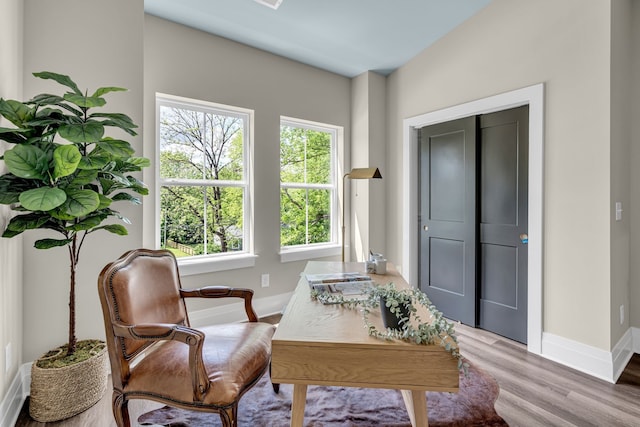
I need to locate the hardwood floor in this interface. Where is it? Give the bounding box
[14,315,640,426]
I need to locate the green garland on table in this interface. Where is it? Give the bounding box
[310,283,467,373]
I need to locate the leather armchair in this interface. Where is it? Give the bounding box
[97,249,276,427]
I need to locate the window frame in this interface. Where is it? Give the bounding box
[279,116,342,263]
[155,93,255,275]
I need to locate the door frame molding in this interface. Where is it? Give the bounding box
[402,83,544,354]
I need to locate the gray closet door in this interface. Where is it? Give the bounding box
[419,117,477,326]
[478,106,528,343]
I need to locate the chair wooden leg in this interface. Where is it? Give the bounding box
[270,361,280,393]
[112,391,130,427]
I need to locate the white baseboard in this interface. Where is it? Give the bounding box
[0,291,293,427]
[0,363,30,427]
[633,327,640,353]
[541,327,638,383]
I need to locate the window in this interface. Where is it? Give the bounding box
[157,95,253,272]
[280,118,340,261]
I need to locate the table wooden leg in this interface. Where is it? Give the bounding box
[290,384,308,427]
[401,389,428,427]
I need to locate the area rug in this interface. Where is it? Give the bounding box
[138,361,506,426]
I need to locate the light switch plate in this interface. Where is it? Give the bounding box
[5,342,11,374]
[615,202,623,221]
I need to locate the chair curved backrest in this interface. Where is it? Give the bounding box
[99,249,187,385]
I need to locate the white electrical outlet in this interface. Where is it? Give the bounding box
[261,274,270,288]
[5,342,11,374]
[620,305,624,325]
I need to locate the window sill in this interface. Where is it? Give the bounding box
[177,253,257,276]
[279,244,341,263]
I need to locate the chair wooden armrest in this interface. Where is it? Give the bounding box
[180,286,259,322]
[113,322,210,401]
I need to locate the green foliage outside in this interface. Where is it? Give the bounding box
[159,106,245,257]
[280,125,332,247]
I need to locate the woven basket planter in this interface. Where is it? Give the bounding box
[29,342,109,422]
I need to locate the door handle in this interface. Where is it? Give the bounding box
[520,233,528,244]
[423,225,429,232]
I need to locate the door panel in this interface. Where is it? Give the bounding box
[478,106,528,343]
[419,117,476,326]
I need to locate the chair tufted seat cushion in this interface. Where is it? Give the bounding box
[125,322,275,407]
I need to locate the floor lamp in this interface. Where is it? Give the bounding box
[342,167,382,262]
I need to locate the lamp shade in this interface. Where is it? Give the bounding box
[346,167,382,180]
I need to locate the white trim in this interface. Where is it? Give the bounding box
[279,116,342,252]
[612,328,634,382]
[541,330,636,383]
[177,253,257,276]
[402,83,544,355]
[633,327,640,353]
[155,93,256,263]
[0,363,30,427]
[279,244,341,263]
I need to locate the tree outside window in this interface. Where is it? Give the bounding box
[158,97,249,258]
[280,119,337,248]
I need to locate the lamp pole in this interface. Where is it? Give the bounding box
[341,167,382,262]
[342,172,349,262]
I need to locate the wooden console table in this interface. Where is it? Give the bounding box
[271,261,459,427]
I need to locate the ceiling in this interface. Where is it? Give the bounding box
[144,0,492,78]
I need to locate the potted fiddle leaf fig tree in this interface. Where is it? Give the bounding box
[0,71,149,422]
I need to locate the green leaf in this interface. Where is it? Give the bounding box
[58,122,104,143]
[127,176,148,195]
[78,154,110,170]
[0,176,34,204]
[53,145,82,179]
[0,127,27,144]
[0,99,34,127]
[5,212,50,232]
[96,224,128,236]
[27,93,64,106]
[97,194,112,209]
[63,93,106,108]
[2,228,23,238]
[3,145,47,179]
[33,72,81,95]
[19,187,67,211]
[89,112,137,135]
[98,177,116,195]
[97,138,134,157]
[61,189,100,217]
[68,213,107,231]
[50,208,75,221]
[91,87,126,97]
[105,171,130,186]
[70,169,98,186]
[34,238,72,249]
[127,157,150,169]
[111,192,141,205]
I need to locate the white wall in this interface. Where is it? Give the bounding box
[350,71,386,261]
[387,0,613,350]
[630,1,640,330]
[610,0,632,347]
[143,16,351,312]
[21,0,144,362]
[0,0,24,407]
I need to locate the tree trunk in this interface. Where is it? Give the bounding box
[67,235,78,356]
